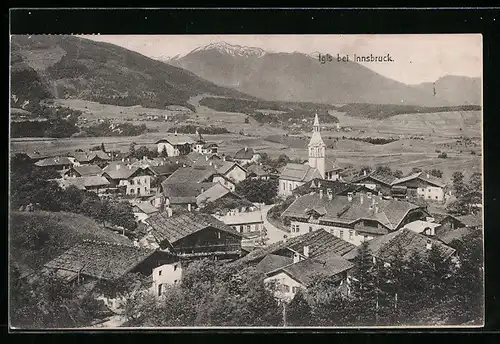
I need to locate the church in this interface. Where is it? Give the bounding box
[278,114,342,197]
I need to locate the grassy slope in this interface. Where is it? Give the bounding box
[10,211,131,272]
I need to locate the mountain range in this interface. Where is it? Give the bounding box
[166,42,481,107]
[10,36,253,111]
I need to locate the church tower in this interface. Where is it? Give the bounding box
[308,113,326,178]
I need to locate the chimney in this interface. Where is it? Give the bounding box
[209,161,213,166]
[426,173,430,179]
[133,240,139,247]
[244,146,248,152]
[293,253,300,264]
[187,203,192,212]
[205,156,209,161]
[327,189,333,200]
[363,169,367,176]
[303,245,310,257]
[426,239,432,250]
[360,194,364,204]
[176,160,179,164]
[319,189,323,199]
[367,192,372,199]
[347,192,353,202]
[182,163,186,167]
[166,207,173,217]
[374,203,379,213]
[223,155,226,161]
[143,156,146,161]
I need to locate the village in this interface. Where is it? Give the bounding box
[10,113,483,327]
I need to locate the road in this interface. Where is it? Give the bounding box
[89,314,128,328]
[261,204,289,245]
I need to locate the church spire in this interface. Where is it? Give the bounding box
[308,113,326,179]
[313,113,320,128]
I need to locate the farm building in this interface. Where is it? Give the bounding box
[63,164,103,178]
[70,150,111,167]
[144,212,243,261]
[58,176,111,193]
[34,156,73,171]
[159,181,216,211]
[281,190,430,246]
[233,147,261,165]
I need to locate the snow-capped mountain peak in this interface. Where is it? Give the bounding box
[190,41,267,58]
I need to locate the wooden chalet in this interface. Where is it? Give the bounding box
[144,212,243,261]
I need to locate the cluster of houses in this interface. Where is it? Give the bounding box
[19,116,482,314]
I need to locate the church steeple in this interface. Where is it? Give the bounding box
[308,113,326,178]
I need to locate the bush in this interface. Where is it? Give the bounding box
[438,152,448,159]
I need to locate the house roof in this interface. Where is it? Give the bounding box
[455,214,483,228]
[162,182,215,204]
[255,254,294,274]
[234,229,356,265]
[268,251,354,286]
[71,151,110,163]
[351,171,397,185]
[103,164,141,180]
[403,220,441,234]
[34,156,73,167]
[437,227,477,245]
[60,176,110,190]
[25,151,53,160]
[325,158,342,172]
[234,147,255,160]
[214,210,263,225]
[68,165,103,176]
[148,164,179,176]
[43,240,161,282]
[282,193,423,231]
[163,165,218,184]
[196,183,233,206]
[342,228,456,262]
[216,161,245,175]
[146,212,242,245]
[202,142,218,149]
[155,135,196,145]
[133,202,160,215]
[292,178,370,197]
[393,172,446,188]
[280,163,322,182]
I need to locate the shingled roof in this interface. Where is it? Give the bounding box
[146,212,242,245]
[343,228,456,262]
[71,151,110,163]
[43,240,160,282]
[235,229,356,265]
[163,165,218,184]
[60,176,110,190]
[269,251,354,286]
[161,181,215,204]
[68,165,103,177]
[292,178,371,197]
[353,171,446,188]
[34,156,73,167]
[282,193,424,231]
[196,183,233,206]
[256,254,294,274]
[102,164,141,180]
[280,163,322,182]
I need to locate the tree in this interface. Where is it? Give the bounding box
[101,142,106,152]
[412,167,422,174]
[244,117,250,124]
[360,165,372,175]
[438,152,448,159]
[160,146,168,158]
[469,172,482,193]
[287,290,312,326]
[375,165,392,175]
[426,169,443,178]
[393,170,404,178]
[235,179,279,205]
[129,142,136,156]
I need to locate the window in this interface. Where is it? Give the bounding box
[292,286,300,293]
[349,230,354,240]
[131,180,134,185]
[283,285,290,293]
[247,225,251,231]
[158,284,163,296]
[289,184,292,191]
[137,179,141,185]
[158,270,162,276]
[309,226,313,233]
[174,264,178,271]
[174,280,178,284]
[340,230,344,239]
[130,188,135,194]
[217,231,221,239]
[428,195,431,199]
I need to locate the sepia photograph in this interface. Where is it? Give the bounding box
[9,33,483,329]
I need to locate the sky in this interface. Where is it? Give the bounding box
[81,34,482,85]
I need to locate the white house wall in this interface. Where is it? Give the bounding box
[278,179,305,197]
[152,262,183,297]
[289,220,374,246]
[264,272,304,302]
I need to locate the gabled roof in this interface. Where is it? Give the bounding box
[267,251,354,286]
[202,142,218,149]
[246,164,270,176]
[161,182,215,205]
[155,135,196,145]
[280,163,322,182]
[393,172,446,188]
[234,229,356,265]
[256,254,294,274]
[292,178,370,196]
[43,240,162,282]
[34,156,73,167]
[353,171,446,188]
[68,165,103,177]
[146,212,242,245]
[147,164,179,176]
[196,183,233,206]
[60,176,110,190]
[216,161,246,175]
[454,214,483,228]
[163,165,218,184]
[102,164,141,180]
[351,171,397,186]
[342,228,456,262]
[437,227,477,245]
[282,193,423,231]
[71,151,110,163]
[133,202,160,215]
[403,220,441,234]
[325,158,342,172]
[25,151,53,160]
[234,147,255,160]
